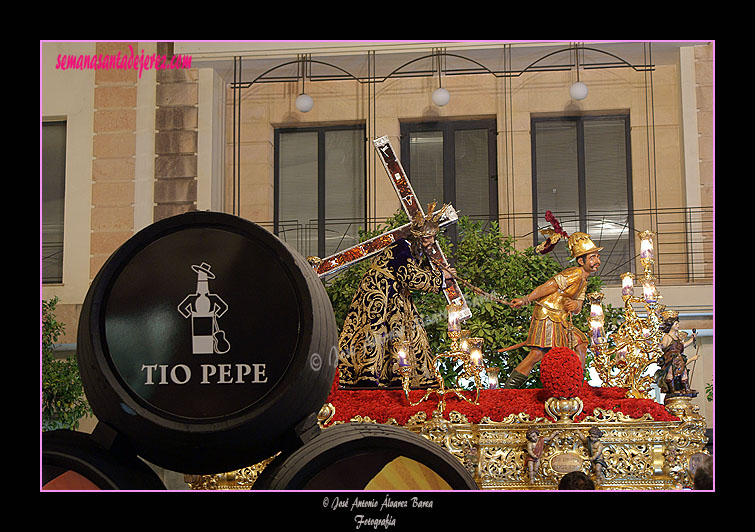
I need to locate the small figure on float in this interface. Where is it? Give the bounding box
[338,202,457,389]
[524,427,561,484]
[578,426,607,485]
[654,309,699,396]
[502,215,602,389]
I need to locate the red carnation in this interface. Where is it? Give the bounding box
[539,347,584,398]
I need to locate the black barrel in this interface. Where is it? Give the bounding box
[76,211,338,474]
[42,429,165,490]
[253,423,479,490]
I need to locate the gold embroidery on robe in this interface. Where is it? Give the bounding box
[338,239,443,388]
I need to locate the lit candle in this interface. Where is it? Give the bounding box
[621,272,635,297]
[639,230,654,260]
[447,304,461,333]
[642,276,657,303]
[469,337,484,366]
[459,330,471,352]
[396,343,410,367]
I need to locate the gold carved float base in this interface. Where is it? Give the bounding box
[186,395,708,491]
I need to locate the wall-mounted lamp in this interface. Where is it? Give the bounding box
[295,93,313,113]
[295,54,314,112]
[570,43,588,101]
[432,49,450,106]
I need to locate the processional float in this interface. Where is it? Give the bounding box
[187,137,710,491]
[41,132,709,491]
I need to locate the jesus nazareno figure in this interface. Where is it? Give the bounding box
[337,203,456,390]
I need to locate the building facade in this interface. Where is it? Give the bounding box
[41,41,714,428]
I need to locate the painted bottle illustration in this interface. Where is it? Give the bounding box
[178,262,230,354]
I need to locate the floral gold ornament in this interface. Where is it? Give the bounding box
[589,230,671,399]
[192,361,708,490]
[398,305,489,414]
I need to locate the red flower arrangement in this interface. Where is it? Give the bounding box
[323,364,679,425]
[539,347,584,399]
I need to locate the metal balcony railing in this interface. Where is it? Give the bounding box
[259,206,713,286]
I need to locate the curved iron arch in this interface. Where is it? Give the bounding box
[233,45,653,89]
[518,45,653,75]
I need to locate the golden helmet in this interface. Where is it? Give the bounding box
[566,232,603,259]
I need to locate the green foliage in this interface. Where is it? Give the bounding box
[705,381,713,402]
[324,212,624,389]
[42,297,92,431]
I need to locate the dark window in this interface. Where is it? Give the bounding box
[400,119,498,242]
[532,115,633,283]
[274,125,366,259]
[42,121,67,284]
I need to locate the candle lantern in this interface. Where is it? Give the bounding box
[447,303,461,333]
[468,337,484,367]
[639,230,654,261]
[588,292,604,320]
[396,341,411,367]
[486,367,500,389]
[621,272,635,297]
[616,345,628,362]
[587,292,605,345]
[642,275,657,303]
[459,330,471,353]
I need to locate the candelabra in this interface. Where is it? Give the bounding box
[399,304,487,414]
[588,230,667,399]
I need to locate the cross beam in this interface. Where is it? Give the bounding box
[308,135,471,321]
[373,136,471,320]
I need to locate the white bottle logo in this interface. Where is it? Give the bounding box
[178,262,230,354]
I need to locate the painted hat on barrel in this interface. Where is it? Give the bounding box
[191,262,215,279]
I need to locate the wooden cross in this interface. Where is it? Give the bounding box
[308,135,471,321]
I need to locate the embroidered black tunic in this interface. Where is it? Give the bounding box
[337,239,444,389]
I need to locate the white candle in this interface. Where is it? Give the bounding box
[639,231,654,260]
[642,278,656,303]
[447,304,460,332]
[621,273,634,296]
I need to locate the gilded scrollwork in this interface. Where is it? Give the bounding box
[191,396,708,490]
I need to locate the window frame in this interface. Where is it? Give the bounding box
[399,118,499,229]
[42,119,67,285]
[531,114,635,273]
[273,123,367,258]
